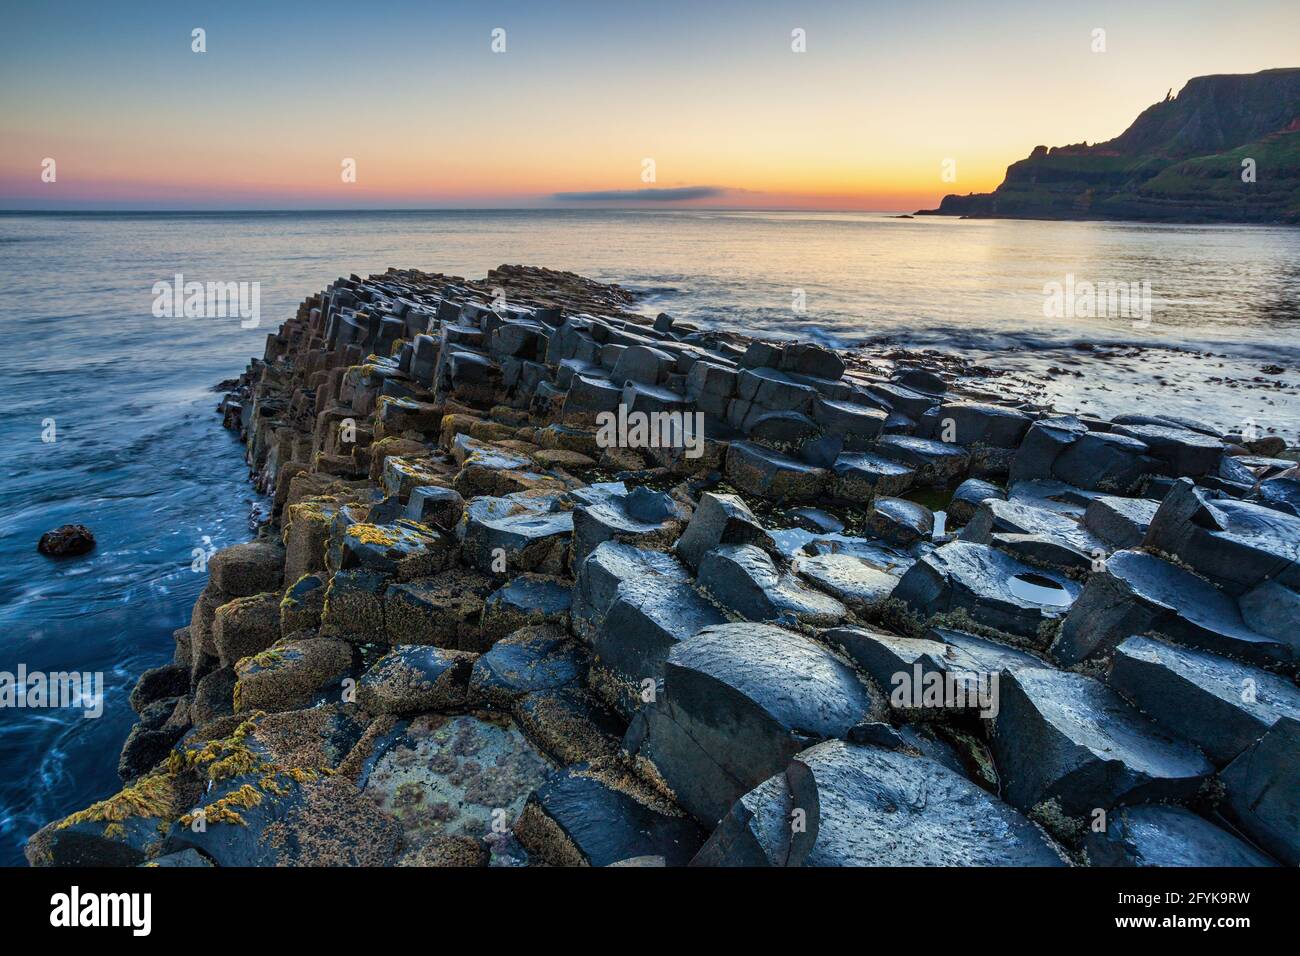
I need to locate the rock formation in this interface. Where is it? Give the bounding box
[26,264,1297,867]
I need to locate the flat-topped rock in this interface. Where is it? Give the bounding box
[1253,468,1300,517]
[725,441,826,501]
[1085,805,1275,867]
[820,624,1040,713]
[893,367,946,396]
[697,544,847,626]
[458,490,574,575]
[674,491,774,572]
[931,626,1048,675]
[746,409,820,452]
[992,667,1214,816]
[1060,431,1159,493]
[866,381,939,420]
[356,712,552,859]
[233,636,354,713]
[1050,549,1288,668]
[562,373,623,423]
[736,366,819,412]
[340,520,455,580]
[406,484,465,532]
[628,622,879,826]
[830,452,916,503]
[611,344,676,385]
[873,435,969,485]
[450,433,528,469]
[570,483,686,566]
[791,553,899,613]
[480,574,573,643]
[469,626,585,706]
[1111,412,1220,437]
[1144,478,1300,598]
[866,497,933,546]
[937,401,1034,449]
[208,541,285,596]
[621,379,690,417]
[212,592,281,667]
[517,763,704,867]
[512,687,624,766]
[948,478,1005,525]
[961,498,1104,555]
[572,540,691,641]
[356,644,475,714]
[817,626,952,703]
[1008,478,1107,518]
[1010,417,1089,483]
[812,398,886,450]
[694,740,1065,867]
[892,541,1080,641]
[167,772,402,868]
[1108,635,1300,764]
[1218,717,1299,866]
[1239,580,1300,654]
[985,532,1093,575]
[382,454,449,501]
[779,342,845,380]
[1012,418,1157,493]
[382,568,496,648]
[1112,421,1224,477]
[1083,494,1158,548]
[590,565,726,716]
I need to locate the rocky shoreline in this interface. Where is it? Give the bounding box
[27,264,1300,867]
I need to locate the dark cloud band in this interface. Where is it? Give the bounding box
[552,186,724,201]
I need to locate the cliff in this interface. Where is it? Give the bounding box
[919,68,1300,224]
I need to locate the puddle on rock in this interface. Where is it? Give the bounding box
[1007,572,1073,607]
[904,487,956,512]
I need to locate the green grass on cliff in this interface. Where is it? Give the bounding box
[936,70,1300,223]
[1132,130,1300,212]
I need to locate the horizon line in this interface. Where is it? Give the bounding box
[0,206,929,215]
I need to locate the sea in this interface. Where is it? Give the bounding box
[0,208,1297,865]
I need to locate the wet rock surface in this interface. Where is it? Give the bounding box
[1217,717,1299,866]
[1107,635,1300,765]
[1084,805,1275,867]
[517,762,704,866]
[893,541,1080,641]
[33,264,1296,868]
[992,667,1215,816]
[1051,549,1288,668]
[695,740,1066,866]
[697,544,847,626]
[629,622,880,826]
[36,523,97,558]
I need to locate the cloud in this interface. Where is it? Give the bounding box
[551,186,726,202]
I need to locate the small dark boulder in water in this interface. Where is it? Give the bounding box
[37,524,96,558]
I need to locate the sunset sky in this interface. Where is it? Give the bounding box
[2,0,1296,211]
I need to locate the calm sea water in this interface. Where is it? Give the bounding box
[0,209,1297,865]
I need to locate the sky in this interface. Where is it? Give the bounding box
[1,0,1297,211]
